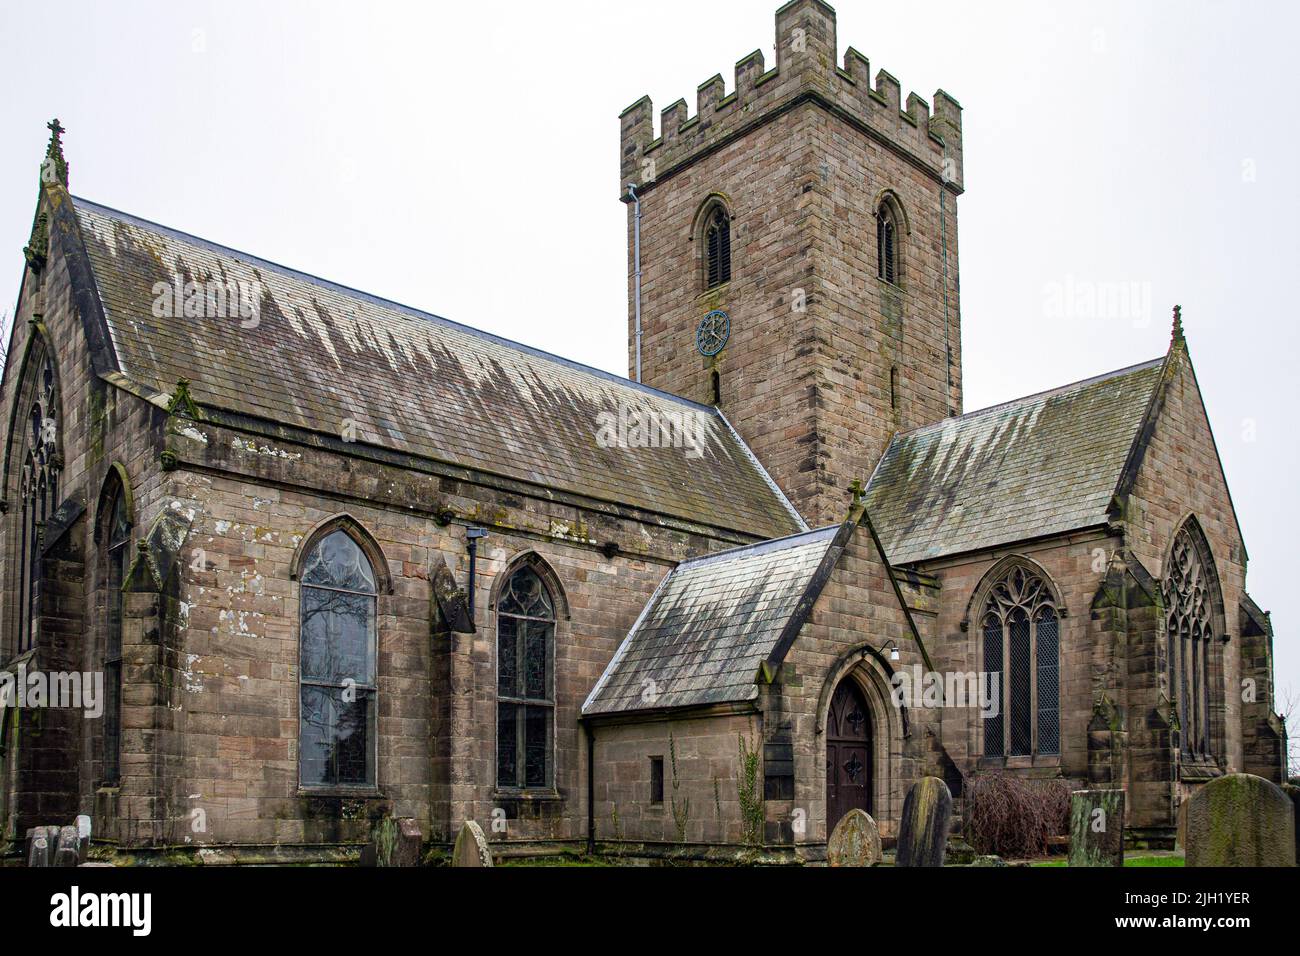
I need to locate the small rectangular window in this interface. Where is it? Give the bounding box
[649,756,664,805]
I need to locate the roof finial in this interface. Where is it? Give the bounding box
[1170,304,1184,350]
[848,477,865,503]
[42,118,68,187]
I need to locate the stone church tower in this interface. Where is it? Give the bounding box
[621,0,964,526]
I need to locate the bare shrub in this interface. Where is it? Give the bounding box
[964,771,1071,859]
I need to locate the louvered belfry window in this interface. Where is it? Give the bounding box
[497,566,555,790]
[877,203,899,285]
[704,207,731,289]
[981,565,1060,758]
[1162,521,1219,758]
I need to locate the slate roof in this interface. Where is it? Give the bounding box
[68,197,804,539]
[582,526,839,716]
[864,359,1165,565]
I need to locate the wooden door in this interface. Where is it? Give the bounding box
[826,678,872,831]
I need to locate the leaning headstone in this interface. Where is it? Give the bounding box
[364,815,418,867]
[896,776,953,867]
[1175,799,1188,850]
[451,820,493,868]
[53,825,81,867]
[74,815,92,864]
[1068,789,1125,867]
[827,809,881,867]
[26,830,51,868]
[1186,772,1296,867]
[1281,783,1299,866]
[390,819,422,868]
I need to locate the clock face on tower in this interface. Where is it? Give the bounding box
[695,310,730,356]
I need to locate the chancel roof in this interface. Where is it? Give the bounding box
[863,359,1165,564]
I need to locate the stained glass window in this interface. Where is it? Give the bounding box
[101,474,130,786]
[1162,521,1219,758]
[299,529,377,788]
[1035,610,1060,755]
[496,565,555,789]
[12,339,60,656]
[982,616,1004,757]
[981,565,1061,758]
[1008,609,1032,756]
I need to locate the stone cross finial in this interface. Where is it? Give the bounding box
[848,478,865,502]
[1170,304,1184,349]
[43,118,69,187]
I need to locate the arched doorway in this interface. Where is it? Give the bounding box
[826,676,873,829]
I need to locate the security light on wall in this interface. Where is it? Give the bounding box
[879,639,901,662]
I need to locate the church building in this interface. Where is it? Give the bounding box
[0,1,1284,863]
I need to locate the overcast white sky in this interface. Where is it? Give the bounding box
[1,1,1296,709]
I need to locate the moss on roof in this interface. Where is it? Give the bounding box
[71,197,803,540]
[864,359,1165,565]
[582,526,839,715]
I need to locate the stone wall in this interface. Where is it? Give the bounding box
[132,409,756,854]
[589,710,760,849]
[0,185,173,844]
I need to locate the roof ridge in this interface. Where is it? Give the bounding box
[70,195,717,414]
[676,523,839,569]
[895,356,1166,439]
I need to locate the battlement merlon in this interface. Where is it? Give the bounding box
[618,0,963,199]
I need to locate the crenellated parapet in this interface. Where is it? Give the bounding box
[619,0,963,197]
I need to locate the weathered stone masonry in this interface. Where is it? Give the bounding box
[0,3,1282,864]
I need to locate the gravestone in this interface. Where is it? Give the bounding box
[53,825,81,867]
[26,825,62,867]
[391,819,422,868]
[75,815,92,863]
[827,809,881,867]
[26,831,51,868]
[1281,783,1299,866]
[360,817,422,866]
[895,776,952,867]
[1186,772,1296,867]
[1068,789,1124,867]
[1175,798,1188,850]
[451,820,493,867]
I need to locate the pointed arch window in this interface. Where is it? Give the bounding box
[981,565,1060,758]
[496,565,555,790]
[876,199,901,285]
[703,206,732,290]
[11,339,61,655]
[99,472,131,786]
[299,529,377,789]
[1163,521,1220,758]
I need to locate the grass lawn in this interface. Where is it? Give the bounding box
[1031,854,1184,867]
[498,855,614,867]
